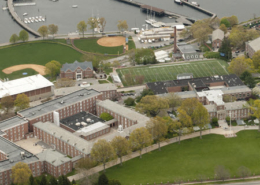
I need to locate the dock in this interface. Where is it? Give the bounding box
[180,0,217,20]
[115,0,195,25]
[7,0,40,37]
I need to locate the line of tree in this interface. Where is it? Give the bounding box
[38,24,59,39]
[1,93,30,113]
[45,60,62,79]
[9,30,29,43]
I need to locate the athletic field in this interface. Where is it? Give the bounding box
[117,60,229,86]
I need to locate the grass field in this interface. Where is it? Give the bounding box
[117,60,229,86]
[105,131,260,185]
[73,38,124,55]
[0,42,83,80]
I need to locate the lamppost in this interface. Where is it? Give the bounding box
[229,106,232,131]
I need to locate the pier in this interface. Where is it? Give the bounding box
[7,0,40,37]
[115,0,195,25]
[180,0,217,20]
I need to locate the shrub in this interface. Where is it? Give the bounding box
[226,116,230,123]
[211,117,219,127]
[100,112,114,121]
[203,51,221,59]
[124,97,135,106]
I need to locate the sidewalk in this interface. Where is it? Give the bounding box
[68,126,257,182]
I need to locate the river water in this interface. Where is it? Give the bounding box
[0,0,260,44]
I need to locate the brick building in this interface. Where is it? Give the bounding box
[0,74,54,101]
[0,116,28,142]
[246,37,260,58]
[96,99,150,129]
[147,74,251,120]
[60,61,94,80]
[18,89,103,131]
[212,29,224,50]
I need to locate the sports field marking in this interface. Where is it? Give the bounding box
[149,63,190,68]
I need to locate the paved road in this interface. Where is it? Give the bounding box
[220,180,260,185]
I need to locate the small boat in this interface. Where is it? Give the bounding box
[42,18,45,22]
[72,5,78,8]
[23,13,28,16]
[24,20,27,24]
[191,1,200,6]
[35,19,38,22]
[174,0,183,5]
[31,19,34,23]
[27,20,31,23]
[169,16,173,19]
[38,18,42,22]
[145,19,152,24]
[36,16,38,19]
[29,17,31,20]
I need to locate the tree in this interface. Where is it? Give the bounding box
[48,24,58,39]
[56,78,76,88]
[38,25,48,39]
[245,29,260,42]
[117,20,128,34]
[215,165,230,181]
[240,71,252,81]
[228,56,254,76]
[40,175,47,185]
[223,94,237,102]
[165,93,182,110]
[76,156,96,170]
[136,95,169,117]
[124,97,135,106]
[111,136,130,166]
[98,173,109,185]
[146,116,168,150]
[128,49,136,66]
[249,99,260,131]
[109,179,121,185]
[178,98,199,118]
[129,127,152,158]
[229,27,245,48]
[12,162,32,185]
[192,103,209,139]
[77,21,87,38]
[19,30,29,42]
[58,175,71,185]
[91,139,115,171]
[99,17,106,32]
[100,112,114,121]
[219,24,227,33]
[1,94,14,113]
[71,179,76,185]
[227,15,238,27]
[45,60,61,79]
[245,75,256,88]
[14,93,30,111]
[252,50,260,69]
[9,34,19,44]
[237,166,251,179]
[220,18,230,28]
[135,48,156,65]
[29,175,35,185]
[167,120,183,144]
[87,17,98,36]
[190,19,213,44]
[49,176,58,185]
[211,117,218,127]
[218,38,232,60]
[136,89,154,102]
[179,27,191,39]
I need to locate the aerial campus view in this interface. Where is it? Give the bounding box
[2,0,260,185]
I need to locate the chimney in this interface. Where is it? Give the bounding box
[174,26,177,53]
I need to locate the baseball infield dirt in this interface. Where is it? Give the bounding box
[97,36,126,47]
[2,64,46,75]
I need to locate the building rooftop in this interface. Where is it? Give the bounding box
[177,42,197,53]
[60,112,105,132]
[33,122,90,155]
[197,90,224,106]
[0,136,39,172]
[147,74,244,95]
[247,37,260,52]
[97,100,150,125]
[37,149,71,167]
[212,29,224,41]
[0,74,53,98]
[158,91,197,99]
[87,84,117,92]
[60,61,93,72]
[0,116,27,131]
[18,89,101,120]
[74,122,110,137]
[225,101,247,110]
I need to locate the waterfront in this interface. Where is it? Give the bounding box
[0,0,260,44]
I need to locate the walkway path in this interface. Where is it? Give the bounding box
[68,126,257,182]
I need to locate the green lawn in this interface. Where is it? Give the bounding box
[0,42,83,80]
[98,80,109,84]
[128,40,136,50]
[74,38,124,55]
[106,131,260,185]
[116,60,229,86]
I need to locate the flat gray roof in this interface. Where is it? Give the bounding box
[37,149,71,167]
[220,86,251,94]
[33,122,90,155]
[248,37,260,52]
[0,136,39,172]
[0,116,27,131]
[18,89,101,119]
[177,42,197,53]
[97,100,150,124]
